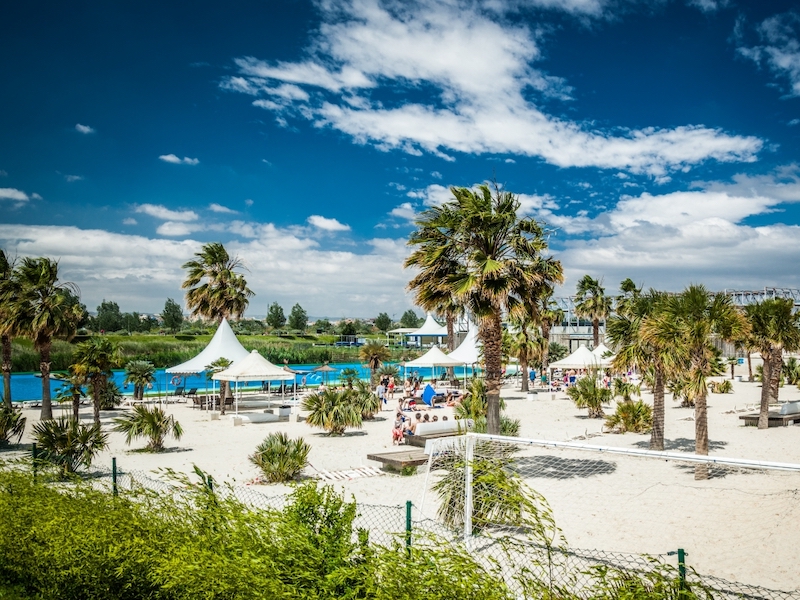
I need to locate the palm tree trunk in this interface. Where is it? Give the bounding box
[592,318,599,348]
[541,324,551,371]
[650,367,665,451]
[1,334,12,408]
[768,349,782,404]
[694,373,709,480]
[520,353,529,393]
[446,313,455,382]
[39,342,53,420]
[72,392,80,421]
[220,381,228,415]
[758,347,772,429]
[481,313,503,435]
[93,377,101,427]
[747,352,752,381]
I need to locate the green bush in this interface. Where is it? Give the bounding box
[113,405,183,452]
[302,389,362,435]
[249,432,311,482]
[31,417,108,476]
[604,399,653,434]
[0,408,26,446]
[708,379,734,394]
[567,372,611,418]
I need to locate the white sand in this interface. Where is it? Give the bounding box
[12,366,800,592]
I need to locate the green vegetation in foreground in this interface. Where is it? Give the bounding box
[9,334,419,373]
[0,466,710,600]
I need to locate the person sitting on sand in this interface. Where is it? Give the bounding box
[445,391,459,407]
[404,412,422,436]
[392,412,404,445]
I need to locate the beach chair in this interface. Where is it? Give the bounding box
[172,386,185,397]
[184,388,198,398]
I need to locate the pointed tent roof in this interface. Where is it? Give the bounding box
[448,322,480,364]
[212,350,294,382]
[549,345,602,370]
[166,318,251,374]
[592,344,615,365]
[407,313,448,337]
[404,345,464,368]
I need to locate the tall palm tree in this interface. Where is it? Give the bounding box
[744,299,800,429]
[642,285,746,479]
[10,258,82,420]
[359,342,390,385]
[0,250,18,408]
[53,369,87,421]
[575,275,612,348]
[538,289,564,372]
[607,289,679,451]
[181,242,253,323]
[406,183,563,434]
[507,320,545,392]
[71,337,121,426]
[614,278,641,319]
[124,360,156,402]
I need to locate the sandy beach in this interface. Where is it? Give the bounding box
[9,364,800,592]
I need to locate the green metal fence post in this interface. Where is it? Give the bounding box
[405,501,412,558]
[112,457,118,497]
[32,443,37,483]
[668,548,688,592]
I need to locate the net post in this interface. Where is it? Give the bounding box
[405,500,412,558]
[678,548,687,586]
[112,457,118,497]
[463,434,475,540]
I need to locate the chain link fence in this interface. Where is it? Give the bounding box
[12,441,800,600]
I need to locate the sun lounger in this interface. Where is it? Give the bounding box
[405,418,473,448]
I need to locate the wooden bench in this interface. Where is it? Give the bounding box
[405,419,472,448]
[739,412,800,427]
[366,449,429,470]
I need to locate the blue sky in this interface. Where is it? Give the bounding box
[1,0,800,318]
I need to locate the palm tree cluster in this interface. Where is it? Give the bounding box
[406,183,563,434]
[0,251,84,419]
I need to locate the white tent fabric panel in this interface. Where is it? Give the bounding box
[592,343,615,365]
[212,350,295,382]
[447,323,480,364]
[408,313,448,337]
[404,345,464,368]
[549,345,602,370]
[166,318,250,374]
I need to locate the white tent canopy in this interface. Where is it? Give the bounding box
[549,345,602,370]
[408,313,448,337]
[404,346,463,368]
[166,318,250,375]
[592,344,615,365]
[448,322,480,364]
[212,350,294,383]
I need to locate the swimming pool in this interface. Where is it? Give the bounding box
[6,362,480,402]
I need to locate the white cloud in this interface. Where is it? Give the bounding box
[738,12,800,97]
[208,203,238,214]
[135,204,199,222]
[687,0,728,13]
[307,215,351,231]
[159,154,200,165]
[31,193,42,200]
[430,171,442,179]
[75,124,94,134]
[0,223,415,316]
[156,222,201,237]
[65,175,84,182]
[407,184,453,206]
[225,0,762,177]
[790,118,800,126]
[245,198,254,206]
[122,218,137,226]
[389,202,418,222]
[0,188,32,202]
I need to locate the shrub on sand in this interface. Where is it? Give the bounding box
[250,432,311,483]
[604,399,653,434]
[0,407,26,446]
[32,417,108,476]
[113,405,183,452]
[302,389,362,435]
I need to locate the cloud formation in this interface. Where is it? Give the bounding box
[65,175,84,182]
[135,204,199,222]
[738,11,800,97]
[75,124,94,134]
[307,215,351,231]
[0,188,32,202]
[224,0,762,177]
[209,203,238,214]
[159,154,200,165]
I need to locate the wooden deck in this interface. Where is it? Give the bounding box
[366,449,429,469]
[739,412,800,427]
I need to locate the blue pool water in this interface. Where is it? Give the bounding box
[7,362,478,402]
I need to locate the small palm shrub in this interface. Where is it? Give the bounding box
[566,373,611,418]
[612,378,640,402]
[708,379,734,394]
[377,364,399,379]
[454,378,519,435]
[32,418,108,476]
[0,407,26,446]
[352,380,380,419]
[302,389,362,435]
[339,368,360,387]
[96,380,123,410]
[250,432,311,483]
[604,400,653,434]
[785,357,800,385]
[113,405,183,452]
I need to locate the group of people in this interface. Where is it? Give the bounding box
[391,411,449,445]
